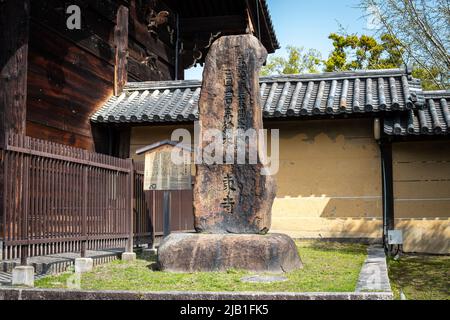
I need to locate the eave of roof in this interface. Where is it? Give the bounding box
[384,91,450,136]
[92,68,424,125]
[258,0,280,50]
[135,140,192,155]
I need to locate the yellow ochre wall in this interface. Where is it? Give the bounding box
[130,118,383,238]
[131,125,195,163]
[393,141,450,254]
[265,119,382,239]
[130,120,450,253]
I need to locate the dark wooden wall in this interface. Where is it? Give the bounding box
[127,0,179,81]
[0,0,31,241]
[25,0,179,151]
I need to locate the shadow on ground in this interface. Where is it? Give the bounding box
[388,254,450,300]
[299,240,368,255]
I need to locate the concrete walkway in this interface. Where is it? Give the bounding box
[355,245,392,293]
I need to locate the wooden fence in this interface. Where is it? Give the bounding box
[0,134,194,262]
[146,190,195,237]
[133,161,194,244]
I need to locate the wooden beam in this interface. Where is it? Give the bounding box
[245,0,277,52]
[246,9,255,34]
[179,15,247,34]
[114,5,129,96]
[116,126,131,159]
[0,0,30,144]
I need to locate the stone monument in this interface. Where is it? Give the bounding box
[157,35,302,273]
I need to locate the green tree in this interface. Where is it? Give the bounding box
[262,30,445,90]
[261,46,322,76]
[324,33,404,72]
[359,0,450,89]
[412,66,445,91]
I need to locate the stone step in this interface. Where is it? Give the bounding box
[1,249,124,276]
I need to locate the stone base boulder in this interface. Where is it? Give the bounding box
[157,233,302,273]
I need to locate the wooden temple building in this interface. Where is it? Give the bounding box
[0,0,448,262]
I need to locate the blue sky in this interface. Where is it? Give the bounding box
[185,0,372,80]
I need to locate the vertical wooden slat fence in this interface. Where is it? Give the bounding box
[1,133,132,261]
[133,161,152,246]
[145,190,195,237]
[133,161,195,245]
[0,133,195,261]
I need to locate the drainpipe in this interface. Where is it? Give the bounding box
[375,118,394,249]
[380,145,388,247]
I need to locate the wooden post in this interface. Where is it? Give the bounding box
[380,141,395,246]
[0,0,30,252]
[163,191,171,237]
[116,127,131,158]
[81,165,88,258]
[151,191,156,248]
[114,5,129,96]
[127,159,134,252]
[20,137,30,266]
[0,0,29,142]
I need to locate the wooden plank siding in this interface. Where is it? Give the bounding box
[25,0,179,151]
[26,21,114,150]
[0,0,30,141]
[127,0,178,81]
[0,0,31,254]
[114,5,129,95]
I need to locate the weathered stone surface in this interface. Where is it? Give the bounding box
[0,287,395,300]
[121,252,136,262]
[157,233,302,273]
[156,35,299,274]
[74,258,93,274]
[193,35,276,234]
[11,266,34,287]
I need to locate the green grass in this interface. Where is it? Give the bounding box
[388,254,450,300]
[35,240,367,292]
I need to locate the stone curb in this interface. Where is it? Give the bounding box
[0,288,393,300]
[1,249,123,274]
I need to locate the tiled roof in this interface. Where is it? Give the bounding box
[92,69,424,124]
[384,91,450,136]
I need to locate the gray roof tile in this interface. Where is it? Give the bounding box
[384,91,450,136]
[92,68,424,124]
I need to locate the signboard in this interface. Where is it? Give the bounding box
[139,142,192,191]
